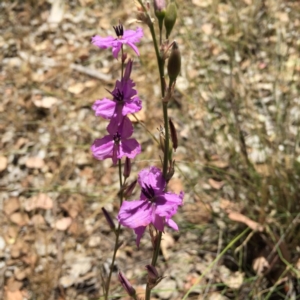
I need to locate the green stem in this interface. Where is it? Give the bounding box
[137,2,170,300]
[104,160,125,299]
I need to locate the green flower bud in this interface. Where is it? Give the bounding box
[154,0,166,33]
[164,2,177,39]
[154,0,166,19]
[167,41,181,83]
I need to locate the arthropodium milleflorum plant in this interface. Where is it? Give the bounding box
[91,1,182,299]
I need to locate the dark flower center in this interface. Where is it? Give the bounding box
[141,184,156,201]
[113,88,124,102]
[113,132,121,143]
[113,24,124,38]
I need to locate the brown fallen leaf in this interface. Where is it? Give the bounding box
[25,157,45,169]
[55,217,72,231]
[67,82,85,94]
[4,198,20,215]
[0,156,8,172]
[252,256,270,275]
[24,193,53,211]
[208,178,224,190]
[227,211,264,232]
[10,212,29,226]
[5,289,23,300]
[33,96,58,109]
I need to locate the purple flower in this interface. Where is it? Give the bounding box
[117,166,184,247]
[91,116,141,165]
[92,24,143,58]
[92,60,142,124]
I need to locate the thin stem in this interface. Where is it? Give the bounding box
[137,2,170,300]
[104,162,125,298]
[104,223,121,300]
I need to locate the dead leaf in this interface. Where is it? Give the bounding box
[0,156,8,172]
[14,267,31,281]
[67,82,85,94]
[33,96,58,109]
[160,232,175,260]
[5,289,23,300]
[10,212,29,226]
[55,217,72,231]
[25,157,45,169]
[227,211,264,231]
[4,198,20,215]
[219,265,244,289]
[208,178,224,189]
[253,256,270,275]
[60,195,83,219]
[30,215,45,226]
[24,193,53,211]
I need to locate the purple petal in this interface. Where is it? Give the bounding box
[138,167,166,191]
[126,42,140,56]
[117,200,152,229]
[119,139,141,159]
[107,109,124,134]
[122,97,142,115]
[123,27,144,43]
[92,99,116,119]
[155,192,183,218]
[91,136,113,161]
[166,218,179,231]
[124,59,133,81]
[134,226,146,248]
[112,41,122,59]
[92,35,115,49]
[152,214,165,232]
[119,116,134,138]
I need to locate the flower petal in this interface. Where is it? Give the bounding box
[134,226,146,248]
[91,136,114,161]
[122,97,142,115]
[117,200,152,229]
[92,99,116,119]
[138,166,166,191]
[123,27,144,43]
[92,35,115,49]
[112,41,122,59]
[118,116,134,138]
[119,139,141,160]
[155,192,183,218]
[166,218,179,231]
[152,214,165,232]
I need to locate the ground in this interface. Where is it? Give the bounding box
[1,0,300,299]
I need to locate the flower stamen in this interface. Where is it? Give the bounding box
[113,24,124,38]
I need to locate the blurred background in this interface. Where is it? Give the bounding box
[1,0,300,299]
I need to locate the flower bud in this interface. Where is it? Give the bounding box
[169,118,178,151]
[167,41,181,84]
[154,0,166,30]
[102,207,116,231]
[145,265,164,289]
[118,271,136,297]
[164,2,177,39]
[123,157,131,178]
[124,179,137,199]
